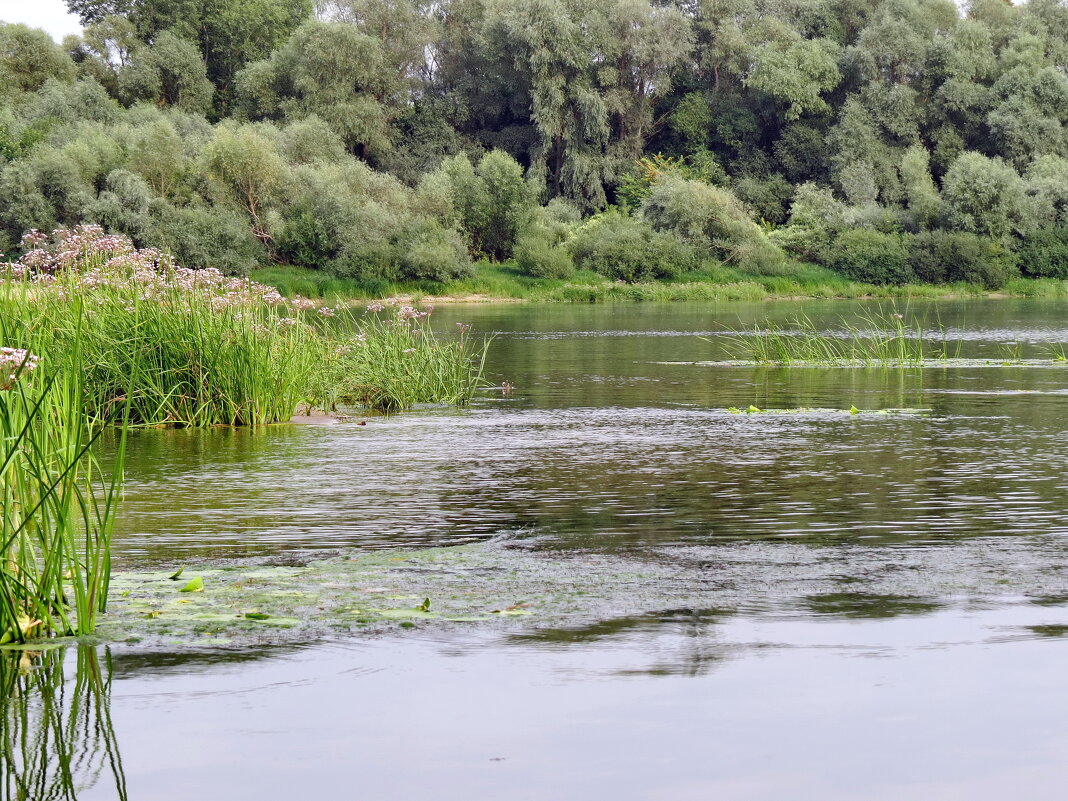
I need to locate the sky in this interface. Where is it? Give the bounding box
[0,0,83,42]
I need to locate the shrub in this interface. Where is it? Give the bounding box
[942,151,1031,238]
[570,211,697,282]
[515,234,574,279]
[1018,227,1068,279]
[733,174,794,225]
[909,230,1019,288]
[394,219,473,282]
[826,229,914,285]
[277,198,340,266]
[146,201,263,273]
[641,176,785,272]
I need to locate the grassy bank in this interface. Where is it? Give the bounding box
[252,260,1068,304]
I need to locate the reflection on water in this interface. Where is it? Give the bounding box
[0,647,125,801]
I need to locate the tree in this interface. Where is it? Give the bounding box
[205,121,286,242]
[118,30,214,112]
[235,20,395,160]
[941,151,1030,238]
[66,0,313,111]
[0,24,76,98]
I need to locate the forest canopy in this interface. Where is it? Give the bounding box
[0,0,1066,288]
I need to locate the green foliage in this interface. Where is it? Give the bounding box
[900,145,943,229]
[616,152,727,210]
[0,0,1059,293]
[0,24,76,98]
[570,211,697,282]
[235,19,394,159]
[942,151,1030,237]
[515,236,575,279]
[118,30,213,113]
[1019,227,1068,280]
[827,230,914,285]
[907,230,1018,289]
[641,176,785,273]
[429,150,532,260]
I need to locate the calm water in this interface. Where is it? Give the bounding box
[12,299,1068,800]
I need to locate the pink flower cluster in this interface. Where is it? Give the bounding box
[0,347,39,391]
[19,225,136,274]
[6,227,346,315]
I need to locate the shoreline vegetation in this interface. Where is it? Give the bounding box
[3,226,489,426]
[3,2,1068,313]
[251,263,1068,305]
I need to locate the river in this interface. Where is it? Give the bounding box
[11,299,1068,800]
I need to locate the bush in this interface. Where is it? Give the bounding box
[146,201,263,273]
[515,234,574,279]
[733,174,794,225]
[641,176,785,273]
[1019,228,1068,279]
[395,219,473,282]
[277,199,340,266]
[909,231,1019,288]
[570,211,697,282]
[826,229,914,285]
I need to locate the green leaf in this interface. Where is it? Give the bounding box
[244,612,271,620]
[169,567,185,580]
[849,405,860,414]
[419,597,431,612]
[180,576,204,593]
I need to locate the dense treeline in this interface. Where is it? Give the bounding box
[0,0,1066,289]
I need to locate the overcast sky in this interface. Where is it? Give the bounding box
[0,0,83,41]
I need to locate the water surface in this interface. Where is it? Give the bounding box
[14,299,1068,800]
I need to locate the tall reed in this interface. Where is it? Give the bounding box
[0,345,124,643]
[315,305,489,410]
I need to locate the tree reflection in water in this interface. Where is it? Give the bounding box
[0,646,126,801]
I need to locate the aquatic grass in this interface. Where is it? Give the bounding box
[0,346,125,643]
[315,304,489,410]
[720,310,960,366]
[3,226,488,425]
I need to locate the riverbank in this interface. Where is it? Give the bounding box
[251,262,1068,304]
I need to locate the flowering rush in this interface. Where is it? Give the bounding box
[5,225,345,314]
[0,347,40,391]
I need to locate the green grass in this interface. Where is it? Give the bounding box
[252,260,1002,303]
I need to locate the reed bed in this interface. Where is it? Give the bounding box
[2,226,489,427]
[723,311,957,366]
